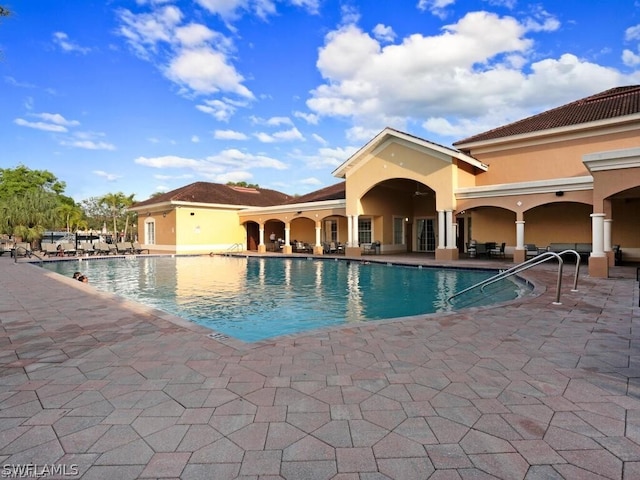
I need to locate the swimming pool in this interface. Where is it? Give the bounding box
[43,255,531,342]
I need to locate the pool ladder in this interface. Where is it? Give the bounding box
[447,250,582,306]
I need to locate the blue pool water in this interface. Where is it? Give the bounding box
[43,255,531,342]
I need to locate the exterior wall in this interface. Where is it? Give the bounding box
[174,207,245,254]
[346,141,456,213]
[469,208,516,245]
[471,129,640,186]
[612,198,640,261]
[525,203,592,245]
[290,217,316,244]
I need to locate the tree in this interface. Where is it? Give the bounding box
[0,6,9,17]
[99,192,136,240]
[0,166,71,245]
[56,203,86,233]
[227,181,260,189]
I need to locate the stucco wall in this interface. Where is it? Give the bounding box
[472,129,640,186]
[175,207,245,253]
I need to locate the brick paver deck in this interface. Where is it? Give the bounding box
[1,253,639,479]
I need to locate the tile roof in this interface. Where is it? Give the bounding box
[132,182,292,208]
[454,85,640,146]
[284,182,345,204]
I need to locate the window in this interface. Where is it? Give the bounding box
[324,219,338,242]
[358,218,372,244]
[145,220,156,245]
[393,217,404,245]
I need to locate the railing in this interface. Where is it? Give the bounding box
[448,249,582,306]
[216,243,244,256]
[13,246,44,267]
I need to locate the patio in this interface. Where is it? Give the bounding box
[1,253,639,479]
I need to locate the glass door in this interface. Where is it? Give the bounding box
[415,218,436,252]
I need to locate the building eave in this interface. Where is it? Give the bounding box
[455,176,594,199]
[239,199,346,216]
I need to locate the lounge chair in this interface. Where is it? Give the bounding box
[116,242,133,254]
[78,242,96,255]
[60,242,77,256]
[41,243,59,256]
[132,242,149,254]
[94,242,113,255]
[525,244,540,258]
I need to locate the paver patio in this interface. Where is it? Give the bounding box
[1,253,639,479]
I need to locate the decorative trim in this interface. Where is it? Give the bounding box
[583,147,640,172]
[455,175,593,199]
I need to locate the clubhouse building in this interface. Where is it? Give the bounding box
[131,86,640,278]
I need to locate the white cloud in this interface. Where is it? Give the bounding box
[297,145,358,169]
[93,170,121,181]
[167,46,253,97]
[14,118,66,132]
[194,0,319,22]
[61,140,116,150]
[623,49,640,67]
[254,127,304,143]
[625,24,640,42]
[135,155,201,168]
[307,11,629,142]
[293,111,319,124]
[191,135,200,142]
[214,129,249,140]
[312,133,327,145]
[417,0,456,19]
[52,32,91,54]
[372,24,396,43]
[299,177,322,186]
[36,113,80,126]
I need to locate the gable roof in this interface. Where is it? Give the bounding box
[333,127,487,179]
[284,182,345,204]
[131,182,291,209]
[454,85,640,147]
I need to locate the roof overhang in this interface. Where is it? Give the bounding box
[332,127,487,179]
[455,175,594,199]
[583,147,640,172]
[455,113,640,152]
[129,200,252,212]
[239,199,346,216]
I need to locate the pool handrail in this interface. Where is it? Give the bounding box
[447,250,581,306]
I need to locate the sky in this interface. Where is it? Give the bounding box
[2,0,640,203]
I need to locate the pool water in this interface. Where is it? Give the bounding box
[43,255,531,342]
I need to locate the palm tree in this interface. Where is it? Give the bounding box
[1,189,58,245]
[56,203,85,233]
[99,192,135,241]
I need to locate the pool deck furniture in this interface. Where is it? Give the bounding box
[2,253,639,478]
[548,242,593,261]
[132,241,150,254]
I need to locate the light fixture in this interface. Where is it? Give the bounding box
[162,212,167,218]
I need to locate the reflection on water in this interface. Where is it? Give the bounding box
[43,256,529,342]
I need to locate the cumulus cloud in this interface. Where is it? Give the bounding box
[254,127,305,143]
[14,112,80,132]
[134,149,288,183]
[117,4,253,118]
[306,10,630,141]
[61,140,117,150]
[195,0,319,22]
[14,118,68,132]
[296,145,358,169]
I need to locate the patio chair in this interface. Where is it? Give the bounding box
[132,242,149,254]
[94,242,113,255]
[78,242,96,255]
[60,242,77,256]
[489,242,506,258]
[525,244,540,258]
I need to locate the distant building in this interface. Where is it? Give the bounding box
[130,86,640,278]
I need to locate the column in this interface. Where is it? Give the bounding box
[352,215,359,247]
[604,219,612,252]
[315,222,321,248]
[516,221,525,249]
[437,210,445,249]
[347,215,353,248]
[446,210,454,249]
[590,213,605,257]
[259,225,264,247]
[284,223,291,247]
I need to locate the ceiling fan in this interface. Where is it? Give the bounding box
[413,182,430,196]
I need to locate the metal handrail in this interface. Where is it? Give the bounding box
[448,249,582,306]
[13,246,44,266]
[215,243,244,256]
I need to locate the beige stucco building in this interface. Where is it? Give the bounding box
[131,86,640,278]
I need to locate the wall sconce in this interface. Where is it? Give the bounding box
[146,212,150,217]
[190,212,195,216]
[555,191,564,197]
[162,212,167,218]
[296,211,302,214]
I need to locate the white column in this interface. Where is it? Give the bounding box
[516,221,525,250]
[446,210,455,249]
[590,213,606,257]
[604,219,613,252]
[284,223,291,247]
[347,215,353,248]
[352,215,359,247]
[438,210,445,249]
[315,223,321,247]
[259,224,264,247]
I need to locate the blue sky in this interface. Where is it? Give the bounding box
[2,0,640,203]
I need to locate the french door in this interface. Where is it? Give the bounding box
[415,217,436,252]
